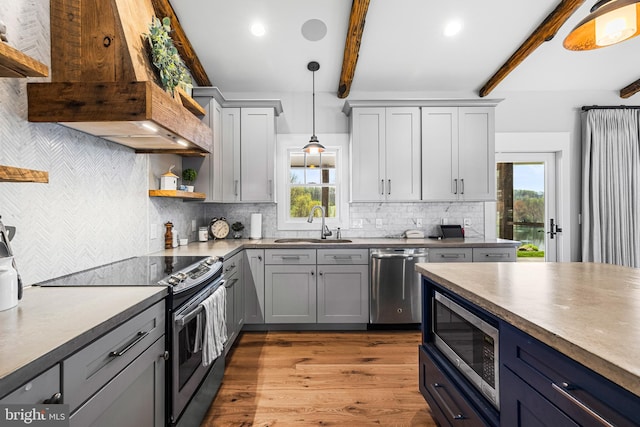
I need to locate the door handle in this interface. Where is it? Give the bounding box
[431,383,466,421]
[460,178,464,195]
[381,179,385,195]
[547,218,563,239]
[388,179,391,195]
[453,179,458,195]
[109,331,149,357]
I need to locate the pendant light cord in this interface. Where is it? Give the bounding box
[312,69,316,137]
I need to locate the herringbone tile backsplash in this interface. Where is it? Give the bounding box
[0,0,201,285]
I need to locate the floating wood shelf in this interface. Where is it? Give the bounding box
[0,165,49,183]
[0,42,48,78]
[149,189,206,200]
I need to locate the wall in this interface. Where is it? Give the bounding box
[0,0,200,285]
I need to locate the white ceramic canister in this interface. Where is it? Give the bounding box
[198,227,208,242]
[0,256,18,311]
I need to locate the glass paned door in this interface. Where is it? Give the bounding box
[496,153,557,262]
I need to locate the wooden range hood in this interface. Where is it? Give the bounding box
[27,0,212,155]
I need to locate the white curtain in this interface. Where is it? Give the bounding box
[582,109,640,268]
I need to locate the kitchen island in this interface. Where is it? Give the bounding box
[416,262,640,426]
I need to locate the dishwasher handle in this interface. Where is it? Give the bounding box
[371,253,413,259]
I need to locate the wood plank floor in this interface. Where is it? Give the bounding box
[200,331,437,426]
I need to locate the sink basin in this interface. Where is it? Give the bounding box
[274,238,352,244]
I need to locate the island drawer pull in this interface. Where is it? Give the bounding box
[109,331,149,358]
[552,382,614,427]
[431,382,466,420]
[484,253,509,258]
[280,255,301,260]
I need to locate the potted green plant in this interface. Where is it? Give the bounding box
[146,16,192,96]
[182,168,197,192]
[231,222,245,239]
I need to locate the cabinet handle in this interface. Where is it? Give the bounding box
[280,255,301,260]
[441,254,463,259]
[381,179,385,195]
[453,179,458,195]
[43,392,62,404]
[268,179,273,196]
[431,383,465,420]
[234,180,239,196]
[484,253,508,258]
[109,331,149,357]
[318,271,323,276]
[552,383,614,427]
[388,179,391,195]
[460,178,464,195]
[258,255,262,261]
[163,351,170,361]
[224,278,239,288]
[310,270,315,276]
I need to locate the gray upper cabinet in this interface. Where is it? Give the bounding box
[350,107,421,202]
[190,88,281,203]
[422,106,495,201]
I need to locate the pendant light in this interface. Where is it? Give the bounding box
[564,0,640,50]
[303,61,325,154]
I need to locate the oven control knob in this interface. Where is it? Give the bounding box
[204,256,217,265]
[167,276,180,286]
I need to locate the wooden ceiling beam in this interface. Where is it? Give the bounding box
[479,0,585,97]
[620,79,640,98]
[151,0,212,86]
[338,0,370,99]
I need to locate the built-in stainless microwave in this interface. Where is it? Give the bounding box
[432,290,500,409]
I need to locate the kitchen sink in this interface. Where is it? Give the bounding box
[274,238,352,244]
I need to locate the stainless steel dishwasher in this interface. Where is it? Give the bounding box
[370,248,428,324]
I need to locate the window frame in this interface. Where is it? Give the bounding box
[276,134,350,231]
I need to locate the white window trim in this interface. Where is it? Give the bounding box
[276,134,350,231]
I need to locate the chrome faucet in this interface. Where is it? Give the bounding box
[307,205,332,239]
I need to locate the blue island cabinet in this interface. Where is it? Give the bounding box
[500,324,640,427]
[419,277,640,427]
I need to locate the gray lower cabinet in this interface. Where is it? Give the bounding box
[64,301,166,427]
[429,247,516,263]
[428,247,473,262]
[69,337,165,427]
[243,249,265,324]
[317,249,369,324]
[223,252,244,355]
[0,364,61,404]
[265,264,317,323]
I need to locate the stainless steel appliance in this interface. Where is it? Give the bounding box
[432,290,500,409]
[370,248,427,324]
[37,255,225,426]
[0,216,22,304]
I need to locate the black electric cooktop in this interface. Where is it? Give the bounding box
[36,256,207,287]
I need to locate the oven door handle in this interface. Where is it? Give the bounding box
[175,305,204,328]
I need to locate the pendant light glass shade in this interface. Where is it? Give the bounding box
[564,0,640,50]
[303,61,325,154]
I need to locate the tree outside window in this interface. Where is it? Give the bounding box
[288,151,336,219]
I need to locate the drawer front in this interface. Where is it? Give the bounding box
[501,324,640,427]
[265,249,316,265]
[223,252,243,276]
[419,346,489,426]
[0,364,60,404]
[317,249,369,265]
[63,301,165,412]
[472,248,515,262]
[429,248,473,263]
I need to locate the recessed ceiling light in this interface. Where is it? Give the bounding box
[444,20,463,37]
[251,22,266,37]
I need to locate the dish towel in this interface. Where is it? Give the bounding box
[200,285,227,367]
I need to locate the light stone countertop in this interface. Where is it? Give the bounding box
[155,237,519,258]
[416,262,640,398]
[0,286,167,396]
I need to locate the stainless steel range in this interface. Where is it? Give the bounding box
[37,255,225,427]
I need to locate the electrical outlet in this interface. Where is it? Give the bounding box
[150,224,158,240]
[441,218,448,225]
[376,218,383,229]
[352,219,363,229]
[464,218,471,227]
[191,219,197,231]
[416,218,423,228]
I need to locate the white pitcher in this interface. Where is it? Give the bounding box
[0,256,18,311]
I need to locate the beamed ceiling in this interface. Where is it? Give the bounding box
[164,0,640,99]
